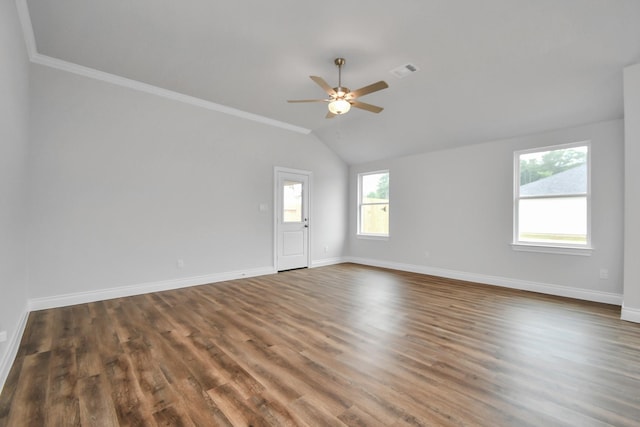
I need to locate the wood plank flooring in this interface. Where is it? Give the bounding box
[1,263,639,426]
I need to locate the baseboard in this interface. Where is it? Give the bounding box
[345,257,623,306]
[310,257,346,268]
[0,307,29,395]
[26,258,347,310]
[621,304,640,323]
[28,266,276,311]
[4,259,633,392]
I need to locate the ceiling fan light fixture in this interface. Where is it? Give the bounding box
[287,57,388,118]
[328,99,351,115]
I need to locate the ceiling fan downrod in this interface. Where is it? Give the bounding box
[334,57,346,95]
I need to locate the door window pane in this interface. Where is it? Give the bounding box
[283,180,302,223]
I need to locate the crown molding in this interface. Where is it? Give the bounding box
[15,0,311,136]
[15,0,36,60]
[30,53,311,134]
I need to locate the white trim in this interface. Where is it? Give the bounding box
[515,140,591,158]
[29,53,310,135]
[510,243,593,256]
[513,141,591,250]
[274,167,313,271]
[2,259,629,392]
[621,304,640,323]
[273,167,314,176]
[357,170,390,237]
[344,257,623,305]
[15,0,37,60]
[356,235,389,241]
[0,307,29,395]
[14,0,311,137]
[27,267,276,311]
[310,257,346,268]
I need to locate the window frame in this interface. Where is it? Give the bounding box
[512,141,593,256]
[357,170,390,238]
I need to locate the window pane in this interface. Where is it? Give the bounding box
[519,146,587,196]
[360,204,389,235]
[362,173,389,202]
[283,180,302,223]
[359,171,389,236]
[519,197,587,244]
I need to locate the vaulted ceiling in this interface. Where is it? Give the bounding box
[22,0,640,164]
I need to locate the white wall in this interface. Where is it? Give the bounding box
[0,0,30,387]
[349,120,624,301]
[26,64,348,301]
[623,64,640,322]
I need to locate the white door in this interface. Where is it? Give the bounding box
[275,169,310,271]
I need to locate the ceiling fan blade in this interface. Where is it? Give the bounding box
[349,80,389,99]
[326,111,337,119]
[287,99,329,103]
[310,76,337,96]
[351,100,384,113]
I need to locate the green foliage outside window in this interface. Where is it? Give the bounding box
[520,148,586,185]
[366,173,389,199]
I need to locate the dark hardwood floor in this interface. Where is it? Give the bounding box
[1,263,639,426]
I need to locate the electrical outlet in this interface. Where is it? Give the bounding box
[0,330,7,343]
[177,259,185,269]
[324,246,329,253]
[599,268,609,279]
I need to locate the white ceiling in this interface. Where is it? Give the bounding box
[24,0,640,164]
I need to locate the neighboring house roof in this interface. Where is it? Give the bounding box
[520,163,587,196]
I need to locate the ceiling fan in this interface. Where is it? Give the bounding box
[288,58,389,118]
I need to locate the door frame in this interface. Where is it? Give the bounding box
[274,167,312,271]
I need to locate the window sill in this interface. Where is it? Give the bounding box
[357,234,389,241]
[511,242,593,256]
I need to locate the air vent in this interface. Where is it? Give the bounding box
[390,63,420,79]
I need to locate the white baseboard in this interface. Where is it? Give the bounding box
[621,304,640,323]
[345,257,623,306]
[3,259,634,393]
[7,266,276,391]
[28,266,276,311]
[310,257,346,268]
[0,307,29,395]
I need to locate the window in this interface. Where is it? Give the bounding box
[513,142,591,253]
[358,170,389,237]
[282,180,302,223]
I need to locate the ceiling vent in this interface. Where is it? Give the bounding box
[390,63,420,79]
